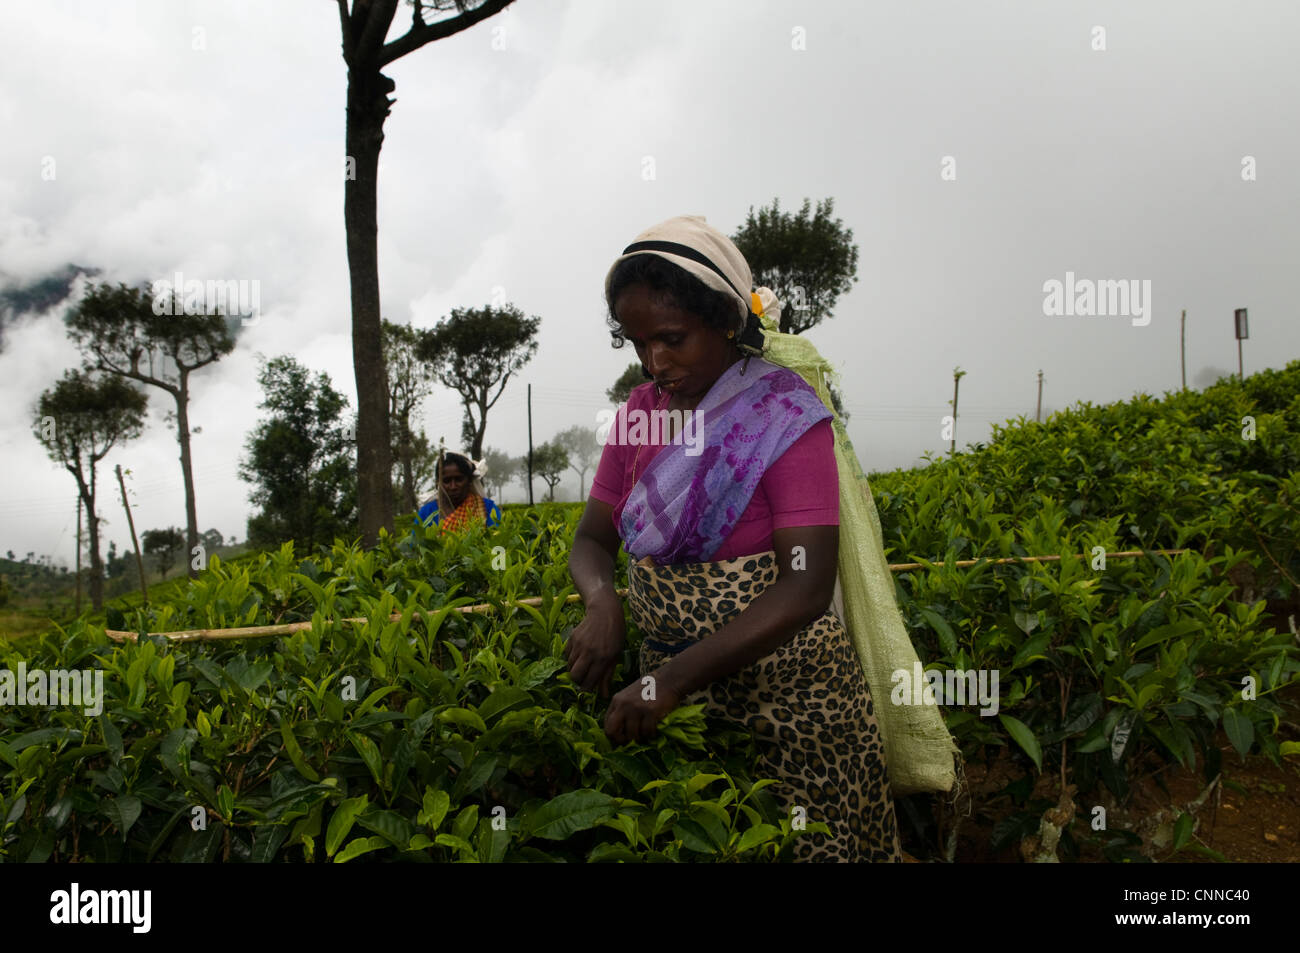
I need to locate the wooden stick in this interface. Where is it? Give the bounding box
[116,464,149,606]
[102,548,1190,642]
[883,548,1187,572]
[104,591,632,642]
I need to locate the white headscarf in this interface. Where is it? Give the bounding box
[422,448,490,511]
[604,214,767,357]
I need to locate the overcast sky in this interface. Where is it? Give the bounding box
[1,0,1296,569]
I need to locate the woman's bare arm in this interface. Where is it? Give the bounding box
[565,497,627,696]
[568,497,621,609]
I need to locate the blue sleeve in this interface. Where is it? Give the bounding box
[417,500,440,525]
[484,499,502,527]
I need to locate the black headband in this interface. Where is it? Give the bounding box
[621,240,754,316]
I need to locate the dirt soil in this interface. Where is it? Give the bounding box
[899,679,1299,864]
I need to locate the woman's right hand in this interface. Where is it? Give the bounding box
[564,597,626,697]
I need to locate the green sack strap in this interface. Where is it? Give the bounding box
[756,309,960,796]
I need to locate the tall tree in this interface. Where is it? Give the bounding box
[482,446,518,502]
[607,362,647,405]
[336,0,516,547]
[531,440,569,502]
[382,319,438,512]
[141,526,185,579]
[65,281,235,579]
[730,197,859,336]
[555,424,600,498]
[239,356,358,552]
[32,370,147,610]
[417,303,540,459]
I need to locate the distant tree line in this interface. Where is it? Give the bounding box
[27,192,857,609]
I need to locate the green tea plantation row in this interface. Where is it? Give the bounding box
[1,363,1297,862]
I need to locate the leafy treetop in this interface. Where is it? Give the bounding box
[417,303,540,459]
[730,197,858,336]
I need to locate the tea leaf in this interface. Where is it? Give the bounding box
[920,608,958,656]
[1222,708,1254,759]
[102,794,142,841]
[439,708,487,734]
[325,795,369,857]
[417,788,452,831]
[737,823,781,853]
[998,714,1043,772]
[335,835,389,863]
[357,809,413,847]
[278,717,320,782]
[526,790,616,841]
[347,730,384,787]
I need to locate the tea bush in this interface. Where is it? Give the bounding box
[2,365,1298,862]
[1,507,821,862]
[869,364,1300,858]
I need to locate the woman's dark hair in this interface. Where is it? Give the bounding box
[439,452,473,479]
[605,254,739,349]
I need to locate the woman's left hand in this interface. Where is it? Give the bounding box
[603,675,681,745]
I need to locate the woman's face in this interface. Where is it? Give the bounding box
[441,463,469,507]
[614,284,739,405]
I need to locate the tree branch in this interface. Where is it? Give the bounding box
[380,0,514,66]
[485,369,511,412]
[458,392,480,433]
[337,0,354,62]
[355,0,400,64]
[100,361,180,401]
[176,350,226,375]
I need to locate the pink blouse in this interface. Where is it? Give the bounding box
[589,380,839,560]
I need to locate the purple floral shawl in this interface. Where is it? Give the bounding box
[620,358,832,564]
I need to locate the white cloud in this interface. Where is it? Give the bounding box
[0,0,1297,565]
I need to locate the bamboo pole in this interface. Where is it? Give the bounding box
[104,593,634,643]
[883,548,1186,572]
[103,548,1190,643]
[116,464,148,606]
[1180,309,1187,392]
[949,367,963,454]
[527,383,535,506]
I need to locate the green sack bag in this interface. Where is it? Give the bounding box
[753,295,959,795]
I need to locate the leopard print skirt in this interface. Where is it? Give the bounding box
[628,550,902,863]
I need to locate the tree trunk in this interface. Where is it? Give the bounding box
[471,396,488,459]
[75,496,83,615]
[175,372,200,578]
[400,435,417,513]
[87,509,103,610]
[84,480,103,611]
[345,66,397,547]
